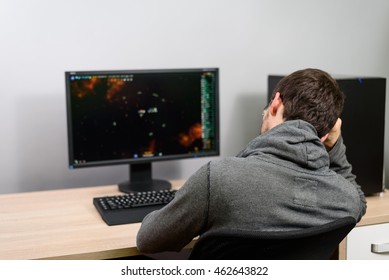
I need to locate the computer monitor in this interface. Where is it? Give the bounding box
[65,68,219,193]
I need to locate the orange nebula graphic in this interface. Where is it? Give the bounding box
[71,78,100,98]
[106,78,126,102]
[179,123,202,148]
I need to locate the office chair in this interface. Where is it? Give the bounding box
[189,216,356,260]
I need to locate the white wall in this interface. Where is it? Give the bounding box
[1,0,388,194]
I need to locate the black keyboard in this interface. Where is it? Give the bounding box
[93,189,176,226]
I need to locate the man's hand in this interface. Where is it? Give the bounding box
[324,118,342,151]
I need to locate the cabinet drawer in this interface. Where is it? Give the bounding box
[347,223,389,259]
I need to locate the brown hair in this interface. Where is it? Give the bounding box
[271,68,345,137]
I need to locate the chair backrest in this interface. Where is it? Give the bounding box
[189,216,356,260]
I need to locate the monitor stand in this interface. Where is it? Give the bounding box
[118,162,171,194]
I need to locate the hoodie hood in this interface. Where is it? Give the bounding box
[237,120,329,170]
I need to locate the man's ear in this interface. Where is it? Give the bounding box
[320,133,329,143]
[269,92,283,116]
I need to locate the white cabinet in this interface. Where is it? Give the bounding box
[347,222,389,259]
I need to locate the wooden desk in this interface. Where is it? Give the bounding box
[1,183,388,260]
[0,181,184,260]
[338,190,389,259]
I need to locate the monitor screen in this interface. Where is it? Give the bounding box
[65,68,219,193]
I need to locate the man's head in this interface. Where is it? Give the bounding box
[261,68,345,140]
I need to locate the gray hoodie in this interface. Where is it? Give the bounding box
[137,120,366,253]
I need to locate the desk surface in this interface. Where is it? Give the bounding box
[1,183,388,260]
[0,181,184,260]
[355,191,389,227]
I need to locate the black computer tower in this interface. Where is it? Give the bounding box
[268,75,386,195]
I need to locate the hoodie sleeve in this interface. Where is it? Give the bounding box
[136,163,210,254]
[328,135,367,221]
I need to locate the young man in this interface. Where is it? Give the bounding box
[136,68,367,254]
